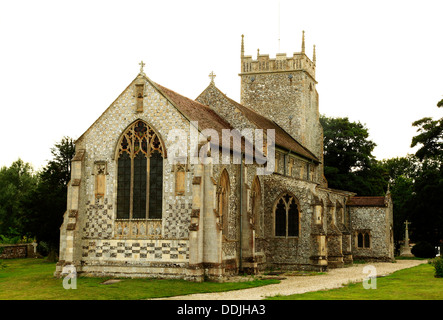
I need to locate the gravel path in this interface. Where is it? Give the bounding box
[157,260,427,300]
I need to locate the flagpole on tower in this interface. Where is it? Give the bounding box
[278,0,281,52]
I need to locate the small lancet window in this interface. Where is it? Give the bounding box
[218,169,230,239]
[357,231,371,249]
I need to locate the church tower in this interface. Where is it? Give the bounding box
[239,32,323,162]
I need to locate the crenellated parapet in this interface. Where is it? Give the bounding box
[240,52,316,81]
[240,32,316,81]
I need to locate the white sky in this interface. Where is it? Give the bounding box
[1,0,442,171]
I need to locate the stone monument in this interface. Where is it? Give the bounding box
[400,220,414,257]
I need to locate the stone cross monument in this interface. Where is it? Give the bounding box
[400,220,414,257]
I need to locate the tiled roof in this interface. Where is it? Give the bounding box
[210,87,319,163]
[156,83,232,135]
[155,83,259,158]
[347,196,386,207]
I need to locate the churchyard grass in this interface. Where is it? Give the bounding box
[267,263,443,300]
[0,258,279,300]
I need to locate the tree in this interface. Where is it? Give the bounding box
[408,99,443,249]
[320,115,387,195]
[45,137,75,188]
[379,155,418,251]
[408,159,443,246]
[0,159,37,237]
[22,137,75,250]
[411,100,443,161]
[379,155,419,183]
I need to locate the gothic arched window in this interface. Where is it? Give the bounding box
[218,169,230,239]
[251,176,261,237]
[274,193,299,237]
[116,120,164,220]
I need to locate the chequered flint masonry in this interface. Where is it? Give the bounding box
[163,201,192,239]
[83,198,113,239]
[82,239,189,261]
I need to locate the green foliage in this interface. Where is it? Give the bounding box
[320,115,387,195]
[0,137,75,251]
[0,160,38,237]
[411,241,436,258]
[22,137,75,249]
[408,159,443,245]
[411,98,443,161]
[320,115,376,174]
[44,137,76,188]
[405,98,443,247]
[378,155,418,248]
[431,257,443,278]
[379,155,419,182]
[0,234,33,244]
[411,117,443,161]
[322,101,442,248]
[37,241,51,257]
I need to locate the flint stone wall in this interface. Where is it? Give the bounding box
[0,243,37,259]
[349,206,393,261]
[73,77,195,271]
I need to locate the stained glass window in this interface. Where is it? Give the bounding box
[116,120,164,222]
[149,151,163,219]
[117,152,131,219]
[132,152,147,219]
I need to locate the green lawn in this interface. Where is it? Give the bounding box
[267,263,443,300]
[0,258,279,300]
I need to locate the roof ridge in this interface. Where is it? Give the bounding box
[155,82,264,158]
[269,119,319,161]
[201,85,319,163]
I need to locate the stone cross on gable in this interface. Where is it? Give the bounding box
[139,61,146,74]
[404,220,411,229]
[209,71,216,84]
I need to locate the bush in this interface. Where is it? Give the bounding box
[0,234,21,244]
[0,234,35,244]
[431,257,443,278]
[411,241,436,258]
[37,241,50,257]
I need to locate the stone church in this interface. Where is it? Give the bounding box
[55,33,394,281]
